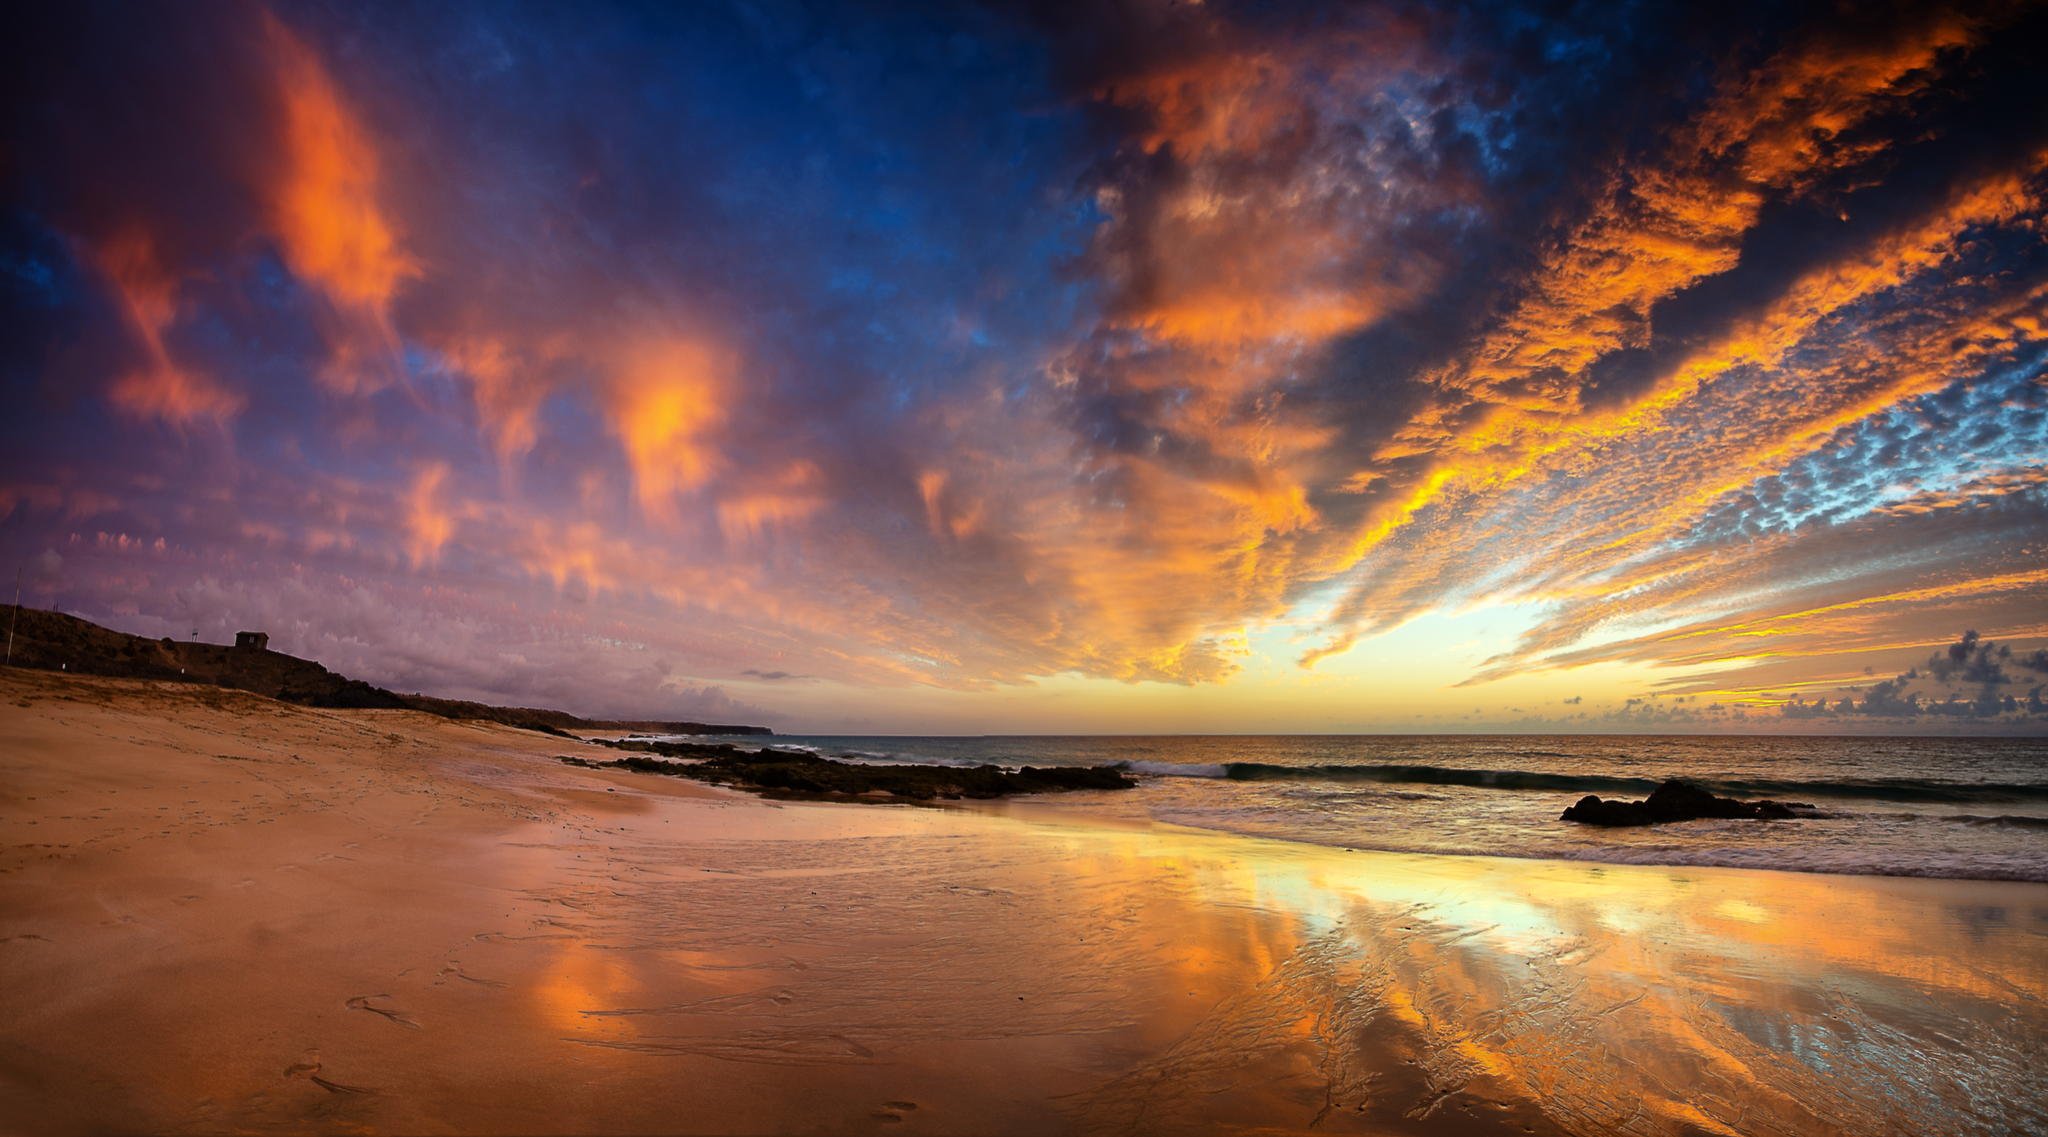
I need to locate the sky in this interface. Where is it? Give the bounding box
[2,0,2045,734]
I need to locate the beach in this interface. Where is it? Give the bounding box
[3,669,2045,1136]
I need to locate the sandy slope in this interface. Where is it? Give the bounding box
[2,669,2044,1135]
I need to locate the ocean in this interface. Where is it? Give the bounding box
[681,733,2048,882]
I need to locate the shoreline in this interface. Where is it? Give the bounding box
[984,793,2048,886]
[740,735,2048,885]
[4,669,2045,1134]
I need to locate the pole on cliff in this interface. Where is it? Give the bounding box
[5,565,19,667]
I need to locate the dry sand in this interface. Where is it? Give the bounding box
[2,668,2044,1135]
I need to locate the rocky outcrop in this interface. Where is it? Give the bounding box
[563,747,1136,802]
[1561,779,1814,827]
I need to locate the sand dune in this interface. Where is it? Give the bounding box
[3,669,2044,1134]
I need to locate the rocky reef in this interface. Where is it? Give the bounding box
[1561,779,1816,827]
[562,744,1135,802]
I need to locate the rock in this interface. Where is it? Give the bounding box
[1561,779,1814,827]
[559,747,1136,803]
[1643,780,1746,821]
[1560,794,1650,827]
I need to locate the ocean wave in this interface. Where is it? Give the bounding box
[1222,763,1658,794]
[1115,760,1231,779]
[1457,843,2048,883]
[1211,762,2048,804]
[1864,812,2048,830]
[1143,808,2048,882]
[833,751,1013,769]
[1952,813,2048,829]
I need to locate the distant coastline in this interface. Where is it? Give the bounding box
[0,605,771,737]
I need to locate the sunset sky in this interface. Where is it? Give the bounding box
[3,0,2045,732]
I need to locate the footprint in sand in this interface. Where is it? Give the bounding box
[345,994,421,1029]
[284,1057,375,1095]
[436,962,509,989]
[311,1074,375,1095]
[872,1101,920,1123]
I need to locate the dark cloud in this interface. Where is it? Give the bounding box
[1927,629,2011,687]
[1778,631,2048,722]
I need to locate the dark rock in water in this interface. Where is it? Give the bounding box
[1561,779,1814,827]
[559,746,1136,802]
[1561,794,1650,827]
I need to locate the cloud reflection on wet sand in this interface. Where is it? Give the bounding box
[499,794,2048,1135]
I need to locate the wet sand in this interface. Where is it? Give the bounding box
[2,669,2044,1135]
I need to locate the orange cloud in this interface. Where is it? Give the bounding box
[263,13,418,394]
[1875,468,2048,516]
[917,468,987,541]
[1090,26,1439,360]
[435,334,573,464]
[716,461,827,542]
[1512,160,2046,559]
[605,336,731,522]
[1100,194,1415,352]
[404,462,455,567]
[1419,10,1984,416]
[1672,569,2048,647]
[1303,140,2046,671]
[91,228,245,426]
[959,15,1454,683]
[1503,570,2048,705]
[917,469,949,536]
[520,519,618,596]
